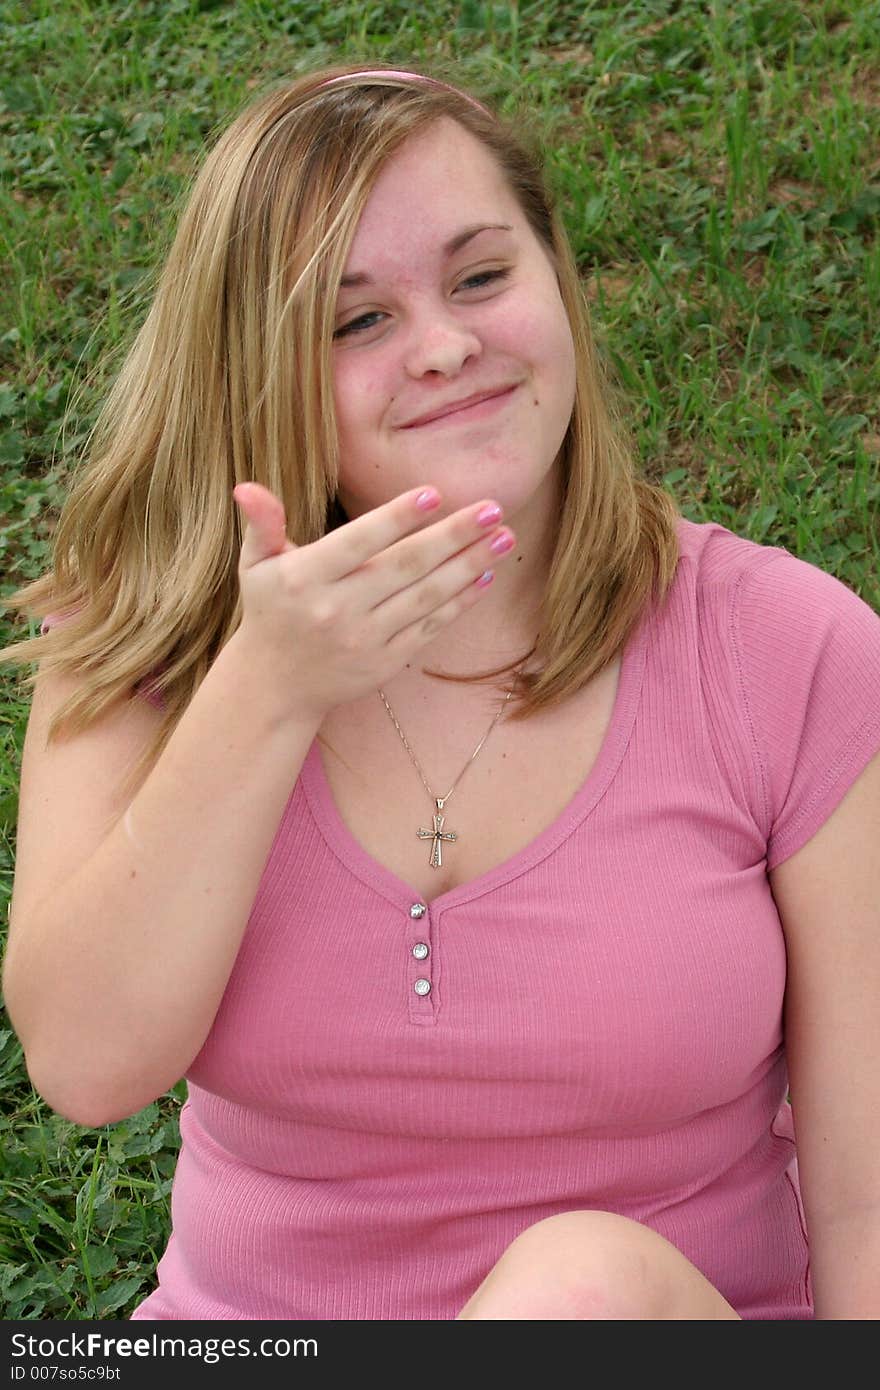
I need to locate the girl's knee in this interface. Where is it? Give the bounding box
[514,1211,670,1316]
[459,1210,670,1319]
[458,1210,740,1320]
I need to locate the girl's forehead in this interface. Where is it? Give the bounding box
[349,135,520,256]
[363,119,509,204]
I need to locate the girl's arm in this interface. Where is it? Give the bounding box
[769,746,880,1319]
[4,631,323,1128]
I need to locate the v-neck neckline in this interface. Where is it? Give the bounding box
[299,603,650,912]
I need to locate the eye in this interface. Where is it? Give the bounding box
[329,309,383,339]
[330,265,511,341]
[453,271,508,296]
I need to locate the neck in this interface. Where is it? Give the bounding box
[398,471,559,686]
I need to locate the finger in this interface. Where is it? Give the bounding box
[234,483,295,568]
[335,492,509,613]
[306,485,453,582]
[382,556,500,661]
[373,519,514,642]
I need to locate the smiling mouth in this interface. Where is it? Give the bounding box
[402,384,521,429]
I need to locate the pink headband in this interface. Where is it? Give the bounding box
[313,69,493,119]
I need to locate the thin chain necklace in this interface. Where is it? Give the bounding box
[377,657,530,870]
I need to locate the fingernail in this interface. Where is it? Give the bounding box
[490,530,515,555]
[416,488,441,510]
[477,503,503,527]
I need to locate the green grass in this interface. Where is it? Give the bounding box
[1,0,878,1319]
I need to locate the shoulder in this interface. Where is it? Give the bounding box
[662,517,880,865]
[672,514,789,591]
[671,514,880,647]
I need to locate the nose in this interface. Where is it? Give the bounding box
[402,302,483,379]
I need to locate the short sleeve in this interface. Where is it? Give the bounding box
[40,610,79,636]
[733,549,880,870]
[39,609,167,712]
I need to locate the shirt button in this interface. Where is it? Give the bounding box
[410,903,427,919]
[413,978,431,996]
[412,942,429,960]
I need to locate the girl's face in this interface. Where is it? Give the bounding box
[330,117,576,527]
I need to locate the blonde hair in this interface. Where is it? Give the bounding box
[0,60,681,805]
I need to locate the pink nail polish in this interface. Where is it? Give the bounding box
[490,531,515,555]
[477,503,502,527]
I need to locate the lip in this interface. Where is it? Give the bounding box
[399,384,521,429]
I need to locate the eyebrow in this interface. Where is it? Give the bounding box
[339,223,515,289]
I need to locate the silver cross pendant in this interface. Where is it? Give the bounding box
[417,798,458,869]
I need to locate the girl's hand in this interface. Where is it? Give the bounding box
[232,481,515,723]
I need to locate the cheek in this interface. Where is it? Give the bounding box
[332,361,386,438]
[503,296,573,377]
[521,301,576,434]
[557,322,577,404]
[541,303,576,404]
[546,295,575,364]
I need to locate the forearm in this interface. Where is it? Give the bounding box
[6,630,321,1127]
[808,1208,880,1319]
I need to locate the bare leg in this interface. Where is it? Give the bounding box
[456,1210,742,1320]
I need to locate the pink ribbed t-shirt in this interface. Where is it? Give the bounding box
[40,516,880,1320]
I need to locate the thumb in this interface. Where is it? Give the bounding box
[234,482,296,568]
